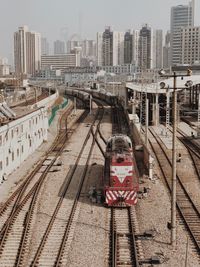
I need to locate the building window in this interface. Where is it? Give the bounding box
[21,145,24,153]
[17,149,19,157]
[0,161,2,171]
[29,140,32,147]
[16,127,19,135]
[11,129,14,138]
[12,152,14,161]
[6,157,9,166]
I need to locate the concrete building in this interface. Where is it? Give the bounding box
[124,31,133,64]
[170,0,194,66]
[132,30,139,67]
[181,26,200,65]
[64,67,97,86]
[14,26,41,76]
[138,24,154,70]
[0,106,48,183]
[155,30,163,69]
[41,53,80,70]
[99,64,136,75]
[96,32,103,66]
[82,40,96,58]
[41,38,49,55]
[163,31,171,69]
[67,39,82,53]
[0,65,10,76]
[97,27,124,66]
[54,40,65,55]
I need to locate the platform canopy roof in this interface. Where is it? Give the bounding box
[126,74,200,95]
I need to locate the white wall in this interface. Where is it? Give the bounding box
[0,107,48,183]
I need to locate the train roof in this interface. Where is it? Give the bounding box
[107,134,132,152]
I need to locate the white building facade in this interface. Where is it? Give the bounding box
[170,1,194,66]
[181,26,200,65]
[14,26,41,75]
[0,107,48,183]
[41,53,80,70]
[97,27,124,66]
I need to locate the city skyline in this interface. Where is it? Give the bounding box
[1,0,200,61]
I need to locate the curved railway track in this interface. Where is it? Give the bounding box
[148,127,200,254]
[176,127,200,177]
[28,104,105,267]
[0,104,87,266]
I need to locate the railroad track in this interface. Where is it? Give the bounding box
[176,127,200,177]
[109,207,140,267]
[148,127,200,254]
[0,104,87,266]
[28,104,105,267]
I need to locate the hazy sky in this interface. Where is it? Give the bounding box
[0,0,200,61]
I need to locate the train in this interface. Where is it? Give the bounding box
[65,88,90,108]
[103,134,139,207]
[65,87,118,107]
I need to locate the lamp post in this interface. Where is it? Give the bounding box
[158,69,192,247]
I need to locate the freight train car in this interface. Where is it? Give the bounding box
[103,134,139,206]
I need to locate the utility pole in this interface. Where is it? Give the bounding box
[74,97,77,115]
[145,98,149,147]
[171,72,177,247]
[158,69,192,247]
[197,87,200,137]
[90,94,92,115]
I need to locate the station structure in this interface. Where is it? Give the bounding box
[126,74,200,127]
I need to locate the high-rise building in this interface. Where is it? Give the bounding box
[138,24,153,70]
[82,40,96,58]
[124,31,133,64]
[170,0,194,66]
[41,38,49,55]
[163,31,171,69]
[97,27,124,66]
[96,32,103,66]
[14,26,41,75]
[155,30,163,69]
[54,40,65,54]
[132,30,139,67]
[181,26,200,65]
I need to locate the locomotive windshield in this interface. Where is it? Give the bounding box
[107,135,132,153]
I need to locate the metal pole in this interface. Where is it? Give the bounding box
[35,88,37,104]
[74,97,76,115]
[90,94,92,115]
[155,93,159,126]
[171,72,177,247]
[145,98,149,147]
[166,87,170,131]
[197,88,200,137]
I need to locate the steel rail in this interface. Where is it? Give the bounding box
[149,127,200,253]
[28,104,104,266]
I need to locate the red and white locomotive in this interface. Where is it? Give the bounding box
[103,134,139,207]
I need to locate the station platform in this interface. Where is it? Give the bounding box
[151,122,200,150]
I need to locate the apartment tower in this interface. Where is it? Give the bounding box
[170,0,194,66]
